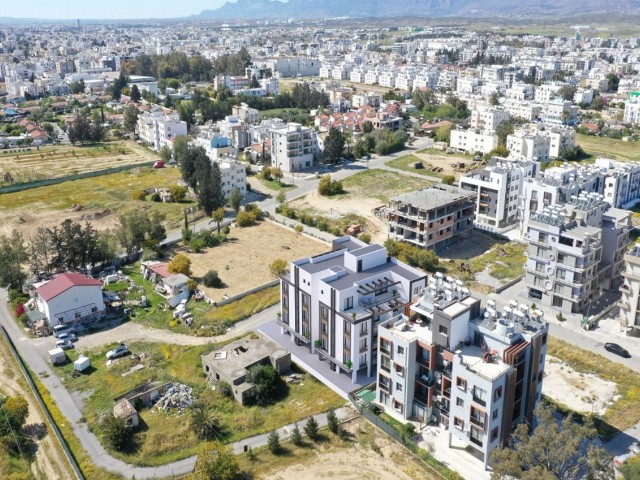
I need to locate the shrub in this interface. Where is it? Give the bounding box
[189,237,207,253]
[291,423,303,446]
[100,414,133,451]
[261,166,272,180]
[317,221,329,232]
[203,270,223,288]
[246,364,282,406]
[131,189,146,201]
[236,211,257,227]
[217,381,232,398]
[190,403,222,441]
[168,253,192,276]
[442,175,455,185]
[182,227,192,243]
[267,430,281,454]
[318,174,344,196]
[150,192,161,202]
[327,410,339,434]
[169,186,187,202]
[358,232,371,244]
[269,259,289,277]
[294,224,304,234]
[304,416,319,440]
[222,226,230,235]
[245,203,262,216]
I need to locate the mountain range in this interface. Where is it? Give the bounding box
[195,0,640,20]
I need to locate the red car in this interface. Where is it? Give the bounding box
[153,161,165,168]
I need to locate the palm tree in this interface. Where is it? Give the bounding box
[190,402,223,441]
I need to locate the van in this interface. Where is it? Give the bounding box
[53,324,75,338]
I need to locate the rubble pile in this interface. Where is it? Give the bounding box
[154,383,195,413]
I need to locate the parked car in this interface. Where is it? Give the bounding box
[55,339,74,350]
[106,344,129,360]
[52,324,75,338]
[57,332,77,342]
[614,451,635,468]
[604,342,631,358]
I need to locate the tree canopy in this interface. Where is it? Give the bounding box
[323,127,345,164]
[192,442,240,480]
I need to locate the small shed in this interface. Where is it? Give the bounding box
[48,348,67,365]
[113,398,139,428]
[74,355,91,372]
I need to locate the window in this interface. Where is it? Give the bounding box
[456,377,467,391]
[343,352,351,364]
[395,364,404,377]
[344,321,351,335]
[320,305,329,319]
[91,306,98,313]
[470,426,483,447]
[473,386,487,406]
[490,427,500,442]
[494,387,503,401]
[344,296,353,310]
[439,325,448,335]
[381,355,391,372]
[359,338,368,352]
[397,345,405,355]
[360,322,368,335]
[492,409,499,420]
[396,382,403,392]
[454,417,464,430]
[456,397,464,408]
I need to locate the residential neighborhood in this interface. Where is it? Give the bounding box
[2,2,640,480]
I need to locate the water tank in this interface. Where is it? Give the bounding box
[496,318,509,336]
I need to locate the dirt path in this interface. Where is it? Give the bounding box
[0,339,73,480]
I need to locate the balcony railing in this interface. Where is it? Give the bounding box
[470,415,485,430]
[472,395,486,407]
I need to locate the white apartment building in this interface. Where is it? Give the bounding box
[534,82,564,103]
[379,71,397,88]
[437,71,458,90]
[505,82,535,101]
[620,244,640,334]
[270,122,319,173]
[469,106,510,133]
[450,128,498,154]
[542,99,579,126]
[460,160,539,232]
[503,99,542,121]
[365,69,380,85]
[217,157,247,199]
[232,103,260,125]
[524,195,631,313]
[624,93,640,125]
[546,126,577,158]
[278,236,427,384]
[376,275,548,469]
[137,111,188,151]
[350,69,366,83]
[507,128,550,163]
[457,78,482,94]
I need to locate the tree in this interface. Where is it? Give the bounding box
[267,430,281,454]
[487,145,510,158]
[362,121,373,134]
[435,124,452,143]
[269,259,288,277]
[109,72,128,101]
[358,232,371,244]
[246,364,281,406]
[489,91,501,106]
[249,74,260,89]
[100,414,132,452]
[212,207,225,234]
[70,79,85,94]
[271,166,284,185]
[192,442,240,480]
[123,105,139,132]
[3,397,28,428]
[304,416,319,441]
[159,145,172,163]
[490,403,613,480]
[0,395,29,453]
[130,84,141,103]
[116,210,166,254]
[203,270,223,288]
[620,457,640,479]
[606,73,620,93]
[326,410,339,434]
[178,101,196,128]
[318,174,344,196]
[168,253,191,276]
[0,231,28,289]
[442,175,455,185]
[323,127,345,164]
[557,85,577,102]
[169,186,187,203]
[190,403,222,441]
[67,113,92,144]
[173,135,190,163]
[291,423,303,446]
[43,122,54,137]
[275,191,287,207]
[229,187,243,214]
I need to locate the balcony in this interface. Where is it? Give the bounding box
[381,362,391,373]
[472,395,486,407]
[470,435,483,448]
[470,415,486,430]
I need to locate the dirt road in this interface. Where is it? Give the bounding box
[0,339,74,479]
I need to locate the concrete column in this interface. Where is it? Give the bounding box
[448,431,452,448]
[366,353,371,378]
[352,366,357,384]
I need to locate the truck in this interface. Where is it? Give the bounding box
[48,348,67,366]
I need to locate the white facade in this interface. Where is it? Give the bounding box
[270,122,318,173]
[34,274,105,327]
[450,128,498,154]
[137,111,188,151]
[469,106,510,133]
[217,158,247,199]
[624,94,640,125]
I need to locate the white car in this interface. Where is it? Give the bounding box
[106,345,129,360]
[56,339,74,350]
[57,332,77,342]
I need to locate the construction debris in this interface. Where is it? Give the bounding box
[154,383,195,413]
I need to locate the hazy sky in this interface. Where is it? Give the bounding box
[1,0,240,19]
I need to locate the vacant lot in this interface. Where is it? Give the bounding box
[387,149,475,180]
[543,355,618,415]
[339,168,433,204]
[186,221,328,301]
[238,418,439,480]
[58,341,344,467]
[577,134,640,161]
[0,141,159,184]
[0,165,194,237]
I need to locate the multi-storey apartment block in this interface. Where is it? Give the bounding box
[469,106,510,133]
[619,244,640,334]
[460,160,539,232]
[507,124,576,162]
[269,122,318,173]
[524,194,631,313]
[137,111,187,151]
[450,128,499,154]
[387,184,476,250]
[278,236,427,384]
[624,92,640,125]
[376,274,548,469]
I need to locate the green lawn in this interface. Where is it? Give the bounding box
[338,168,433,203]
[58,341,344,467]
[577,134,640,161]
[385,154,447,179]
[258,177,298,192]
[547,337,640,440]
[112,265,279,336]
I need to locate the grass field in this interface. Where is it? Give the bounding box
[577,134,640,161]
[338,168,433,203]
[58,341,344,467]
[0,166,196,236]
[257,176,297,192]
[0,141,159,184]
[547,337,640,440]
[385,154,446,179]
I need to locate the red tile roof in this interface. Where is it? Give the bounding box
[147,262,170,278]
[36,273,102,302]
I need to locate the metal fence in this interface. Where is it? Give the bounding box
[0,325,84,479]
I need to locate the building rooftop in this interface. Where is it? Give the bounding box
[389,184,474,211]
[411,273,472,319]
[380,314,434,344]
[458,346,511,381]
[478,299,547,339]
[201,333,288,382]
[35,273,102,302]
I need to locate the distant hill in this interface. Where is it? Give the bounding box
[195,0,640,20]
